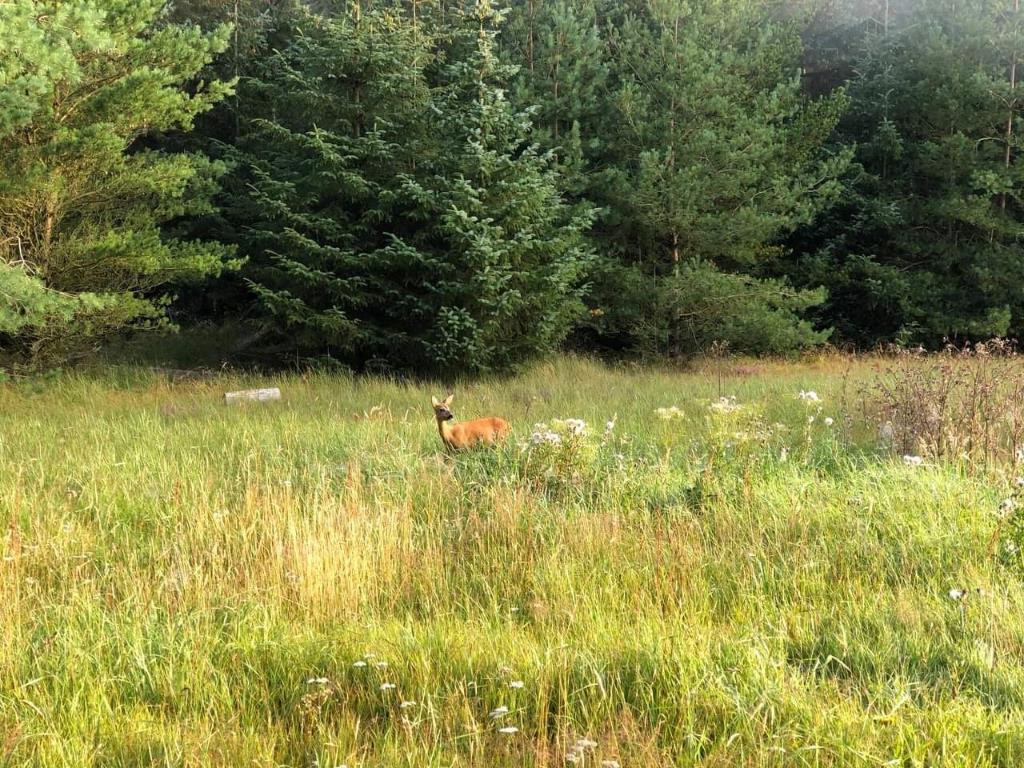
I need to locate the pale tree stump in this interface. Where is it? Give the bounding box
[224,387,281,404]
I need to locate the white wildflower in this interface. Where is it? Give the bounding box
[352,660,368,668]
[948,588,966,601]
[903,455,924,467]
[305,677,330,685]
[1016,477,1024,488]
[655,406,684,420]
[498,726,519,734]
[400,700,417,709]
[509,680,525,689]
[565,753,581,764]
[824,417,834,426]
[530,429,562,446]
[374,661,388,669]
[565,418,587,436]
[998,498,1017,518]
[605,417,617,434]
[709,396,740,414]
[489,706,509,719]
[575,738,598,750]
[602,762,622,768]
[798,390,821,403]
[380,682,396,691]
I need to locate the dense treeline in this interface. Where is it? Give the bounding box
[1,0,1023,372]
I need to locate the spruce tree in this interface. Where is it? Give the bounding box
[220,1,593,372]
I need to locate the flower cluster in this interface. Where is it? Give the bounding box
[996,477,1024,576]
[529,418,588,446]
[655,405,684,420]
[565,418,586,436]
[998,497,1017,520]
[566,737,599,764]
[709,396,740,414]
[798,390,822,403]
[530,425,562,446]
[521,415,628,495]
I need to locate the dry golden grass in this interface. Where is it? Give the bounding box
[1,356,1023,766]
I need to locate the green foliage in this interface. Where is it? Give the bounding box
[998,480,1024,575]
[582,259,829,357]
[0,0,236,367]
[602,1,849,267]
[781,0,1024,346]
[17,0,1024,368]
[501,0,609,185]
[216,2,593,373]
[500,0,849,357]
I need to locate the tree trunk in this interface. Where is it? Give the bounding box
[1004,0,1020,212]
[527,0,535,73]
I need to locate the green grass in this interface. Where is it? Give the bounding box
[2,356,1022,767]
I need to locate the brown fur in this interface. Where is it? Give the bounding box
[431,394,511,451]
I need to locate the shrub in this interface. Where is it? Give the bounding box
[859,340,1024,466]
[583,260,829,359]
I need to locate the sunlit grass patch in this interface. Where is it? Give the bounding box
[2,356,1023,766]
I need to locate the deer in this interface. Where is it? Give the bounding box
[430,393,510,451]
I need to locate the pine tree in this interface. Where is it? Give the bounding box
[0,0,235,366]
[502,0,609,165]
[574,0,849,355]
[783,0,1024,345]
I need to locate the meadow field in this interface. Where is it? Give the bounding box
[2,355,1023,767]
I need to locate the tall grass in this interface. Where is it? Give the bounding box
[1,356,1021,767]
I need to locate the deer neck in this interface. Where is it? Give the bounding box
[437,416,456,443]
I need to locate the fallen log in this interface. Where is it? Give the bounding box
[224,387,281,404]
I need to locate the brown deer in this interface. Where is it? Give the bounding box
[430,393,510,451]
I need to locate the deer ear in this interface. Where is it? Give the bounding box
[444,393,454,406]
[431,396,440,408]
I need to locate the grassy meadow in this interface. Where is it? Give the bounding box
[2,356,1023,767]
